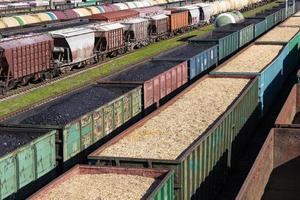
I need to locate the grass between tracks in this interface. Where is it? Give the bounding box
[0,0,281,117]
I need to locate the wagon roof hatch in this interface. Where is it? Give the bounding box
[49,27,94,38]
[150,14,168,20]
[88,22,125,31]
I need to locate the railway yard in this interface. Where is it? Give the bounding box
[0,0,300,199]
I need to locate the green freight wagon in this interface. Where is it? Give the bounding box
[251,12,276,30]
[0,126,56,200]
[28,165,175,200]
[214,22,254,48]
[245,18,267,38]
[189,30,239,61]
[3,83,142,163]
[88,75,259,200]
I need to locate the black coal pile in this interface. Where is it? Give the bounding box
[191,31,233,41]
[0,129,46,157]
[108,61,181,82]
[156,44,215,59]
[15,85,132,126]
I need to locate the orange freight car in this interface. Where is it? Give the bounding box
[166,9,188,34]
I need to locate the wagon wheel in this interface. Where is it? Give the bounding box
[94,55,99,63]
[0,87,6,95]
[20,76,31,86]
[42,71,53,80]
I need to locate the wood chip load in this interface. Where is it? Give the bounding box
[257,27,299,43]
[294,10,300,16]
[216,45,283,73]
[281,17,300,26]
[98,77,249,160]
[36,173,155,200]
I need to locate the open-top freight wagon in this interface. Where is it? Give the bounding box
[99,59,188,111]
[210,43,289,115]
[88,74,259,200]
[0,0,292,94]
[0,83,143,199]
[0,126,56,200]
[244,17,267,38]
[3,83,142,164]
[213,22,254,48]
[28,165,175,200]
[189,30,239,61]
[153,43,218,80]
[0,3,297,199]
[236,128,300,200]
[275,83,300,128]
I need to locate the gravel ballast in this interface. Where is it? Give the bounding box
[257,27,299,42]
[6,85,133,126]
[40,174,155,200]
[107,60,182,82]
[216,45,283,73]
[281,17,300,27]
[99,77,249,160]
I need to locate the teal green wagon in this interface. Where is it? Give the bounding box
[0,127,56,200]
[3,83,142,163]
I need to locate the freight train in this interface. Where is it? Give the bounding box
[0,7,204,92]
[0,2,298,200]
[0,0,283,93]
